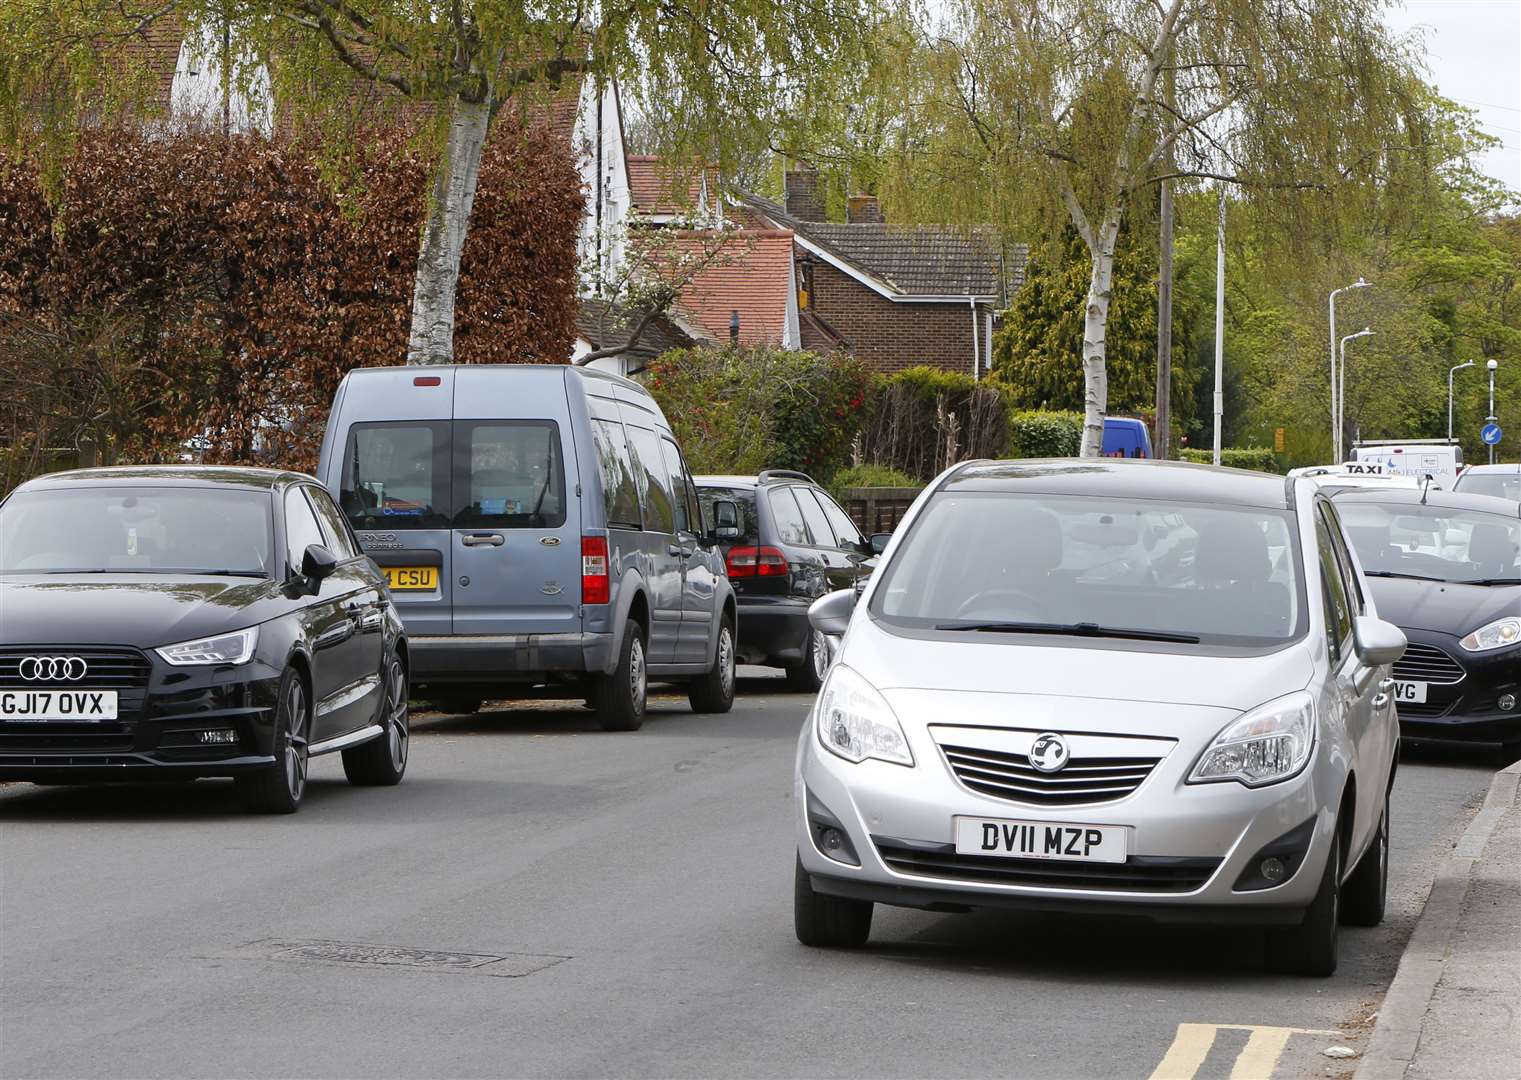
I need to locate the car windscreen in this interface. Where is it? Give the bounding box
[0,487,273,575]
[1338,502,1520,584]
[870,491,1307,647]
[1456,472,1521,503]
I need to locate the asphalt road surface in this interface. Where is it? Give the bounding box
[0,672,1500,1080]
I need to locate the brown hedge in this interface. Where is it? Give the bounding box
[0,122,582,480]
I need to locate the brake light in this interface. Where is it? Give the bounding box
[581,535,610,604]
[725,546,788,578]
[413,375,441,387]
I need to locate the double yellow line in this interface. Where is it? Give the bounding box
[1150,1023,1340,1080]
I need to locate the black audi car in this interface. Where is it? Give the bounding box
[1330,487,1520,751]
[0,467,409,812]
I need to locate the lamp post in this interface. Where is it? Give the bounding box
[1448,360,1476,443]
[1487,359,1500,464]
[1329,278,1371,461]
[1339,328,1374,459]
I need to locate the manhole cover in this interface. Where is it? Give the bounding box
[224,939,567,978]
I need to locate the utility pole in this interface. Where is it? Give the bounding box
[1448,360,1475,443]
[1328,278,1371,462]
[1154,65,1175,460]
[1488,359,1499,464]
[1212,184,1225,466]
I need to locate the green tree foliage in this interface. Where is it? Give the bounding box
[992,220,1201,421]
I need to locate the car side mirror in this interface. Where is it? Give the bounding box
[870,532,891,556]
[1354,615,1406,667]
[300,543,338,584]
[710,498,741,541]
[809,588,857,637]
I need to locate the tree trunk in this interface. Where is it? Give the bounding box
[1079,211,1122,458]
[407,96,491,365]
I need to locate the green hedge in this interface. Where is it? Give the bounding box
[1179,447,1281,473]
[1008,410,1083,458]
[828,463,919,502]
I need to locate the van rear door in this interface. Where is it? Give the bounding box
[450,369,581,637]
[334,371,455,639]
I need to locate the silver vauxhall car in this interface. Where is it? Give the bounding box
[795,460,1407,976]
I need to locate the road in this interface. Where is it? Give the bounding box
[0,672,1500,1080]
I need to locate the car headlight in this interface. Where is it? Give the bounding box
[156,627,259,666]
[1189,690,1315,788]
[1459,616,1521,653]
[814,664,913,766]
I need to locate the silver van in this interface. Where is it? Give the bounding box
[316,365,737,730]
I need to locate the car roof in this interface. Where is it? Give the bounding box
[944,458,1292,509]
[1460,463,1521,474]
[1329,487,1521,516]
[14,466,308,493]
[694,475,759,488]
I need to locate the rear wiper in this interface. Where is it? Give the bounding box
[1363,571,1443,582]
[934,620,1201,644]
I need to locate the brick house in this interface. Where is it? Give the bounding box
[740,168,1026,377]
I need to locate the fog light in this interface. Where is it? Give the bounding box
[1500,694,1516,712]
[820,828,845,853]
[199,729,238,745]
[1260,856,1287,882]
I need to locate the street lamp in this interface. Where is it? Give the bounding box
[1339,328,1374,460]
[1329,278,1372,461]
[1448,360,1476,442]
[1487,359,1500,464]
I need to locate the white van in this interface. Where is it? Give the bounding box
[1351,440,1463,482]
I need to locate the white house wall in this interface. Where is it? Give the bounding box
[574,79,632,295]
[169,22,273,136]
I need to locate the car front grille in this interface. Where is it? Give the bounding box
[0,724,136,753]
[0,647,153,750]
[1393,643,1466,685]
[1398,701,1454,720]
[938,742,1162,807]
[0,647,153,690]
[873,838,1219,893]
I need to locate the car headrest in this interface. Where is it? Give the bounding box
[1196,517,1271,584]
[1468,522,1517,568]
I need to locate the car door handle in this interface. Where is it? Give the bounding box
[462,533,504,547]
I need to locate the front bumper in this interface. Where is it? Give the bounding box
[795,720,1339,922]
[0,652,283,781]
[1396,633,1521,748]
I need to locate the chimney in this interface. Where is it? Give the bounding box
[846,194,883,224]
[784,166,825,222]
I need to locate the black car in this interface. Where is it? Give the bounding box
[0,467,409,812]
[1330,487,1520,750]
[694,471,873,690]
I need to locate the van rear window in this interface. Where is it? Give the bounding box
[340,423,451,531]
[454,422,565,529]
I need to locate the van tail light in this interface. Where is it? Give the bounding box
[725,546,788,578]
[581,535,610,604]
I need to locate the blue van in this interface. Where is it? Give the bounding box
[1102,417,1153,458]
[316,365,738,731]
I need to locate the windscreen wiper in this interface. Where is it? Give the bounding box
[1453,578,1520,587]
[933,620,1201,644]
[1363,571,1443,582]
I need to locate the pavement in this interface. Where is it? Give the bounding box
[1353,758,1521,1080]
[0,671,1509,1079]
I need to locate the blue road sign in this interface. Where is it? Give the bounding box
[1481,422,1503,445]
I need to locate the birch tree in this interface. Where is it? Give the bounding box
[826,0,1424,455]
[1,0,872,364]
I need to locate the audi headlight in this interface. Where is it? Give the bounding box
[156,627,259,666]
[1189,691,1315,787]
[1459,616,1521,653]
[815,664,913,766]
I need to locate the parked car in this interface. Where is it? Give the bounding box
[1329,487,1520,751]
[1287,464,1428,492]
[693,471,872,691]
[317,365,737,731]
[794,459,1405,975]
[1102,416,1153,458]
[0,466,409,812]
[1453,462,1521,504]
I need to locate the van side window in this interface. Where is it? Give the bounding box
[625,426,675,535]
[591,419,642,529]
[340,422,450,531]
[454,421,565,530]
[658,438,693,534]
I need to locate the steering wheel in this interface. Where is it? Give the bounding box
[953,587,1044,621]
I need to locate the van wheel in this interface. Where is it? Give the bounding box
[593,620,647,732]
[689,618,736,714]
[794,857,871,947]
[784,629,829,692]
[1267,828,1340,976]
[1342,792,1389,927]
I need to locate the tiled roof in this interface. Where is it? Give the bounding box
[658,230,795,346]
[626,155,720,216]
[741,192,1027,302]
[576,297,699,359]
